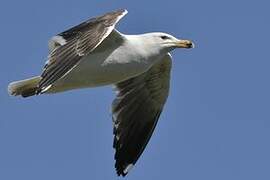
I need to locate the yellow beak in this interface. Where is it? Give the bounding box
[175,39,194,48]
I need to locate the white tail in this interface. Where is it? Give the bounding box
[8,76,41,97]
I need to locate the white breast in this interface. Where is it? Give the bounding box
[48,43,153,93]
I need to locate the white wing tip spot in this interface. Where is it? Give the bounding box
[122,9,128,15]
[49,35,67,51]
[52,35,67,45]
[123,164,134,174]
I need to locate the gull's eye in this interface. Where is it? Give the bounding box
[160,35,170,40]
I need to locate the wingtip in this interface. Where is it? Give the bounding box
[123,9,128,15]
[115,163,134,177]
[116,168,128,177]
[123,164,133,175]
[116,9,128,16]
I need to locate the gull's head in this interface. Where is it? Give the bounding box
[140,32,194,53]
[154,32,194,49]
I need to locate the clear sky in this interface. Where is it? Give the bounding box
[1,0,270,179]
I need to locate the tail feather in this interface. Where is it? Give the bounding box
[8,76,41,98]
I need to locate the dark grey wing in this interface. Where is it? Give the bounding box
[112,53,172,176]
[37,9,127,93]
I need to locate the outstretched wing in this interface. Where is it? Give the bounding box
[37,9,128,93]
[112,53,172,176]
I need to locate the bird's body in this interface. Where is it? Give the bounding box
[8,9,194,176]
[48,32,165,93]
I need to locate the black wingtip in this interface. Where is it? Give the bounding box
[115,162,134,177]
[115,162,125,177]
[116,170,127,177]
[116,167,127,177]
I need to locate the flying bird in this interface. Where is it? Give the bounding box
[8,9,194,176]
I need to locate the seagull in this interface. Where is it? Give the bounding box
[8,9,194,176]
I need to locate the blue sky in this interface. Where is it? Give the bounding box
[1,0,270,179]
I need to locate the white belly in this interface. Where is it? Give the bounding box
[47,45,153,93]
